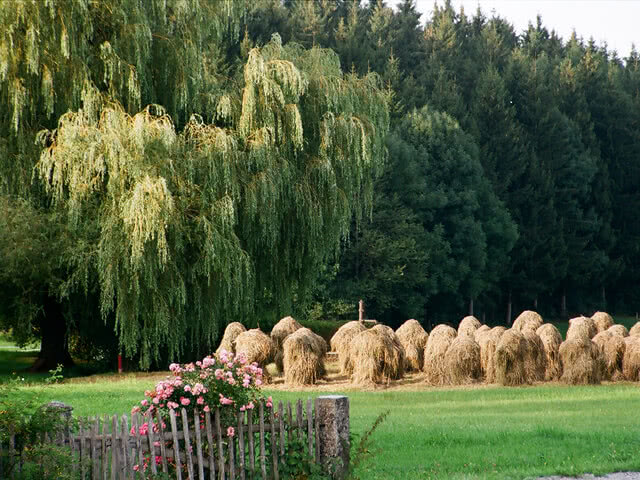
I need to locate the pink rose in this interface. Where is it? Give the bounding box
[204,405,210,412]
[227,427,235,437]
[180,397,190,406]
[197,396,204,405]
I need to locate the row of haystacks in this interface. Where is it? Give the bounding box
[215,316,328,386]
[214,311,640,388]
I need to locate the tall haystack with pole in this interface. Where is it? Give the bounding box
[282,328,326,386]
[512,311,544,333]
[350,328,401,385]
[396,319,429,371]
[566,316,597,340]
[458,316,481,337]
[591,312,614,333]
[423,324,457,385]
[477,326,505,383]
[330,321,367,376]
[536,323,562,380]
[522,330,546,382]
[592,331,625,381]
[495,329,528,386]
[216,322,246,354]
[559,335,602,385]
[371,324,405,380]
[623,336,640,381]
[607,324,629,337]
[444,335,481,385]
[234,329,275,380]
[271,316,303,372]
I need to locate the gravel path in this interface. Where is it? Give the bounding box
[536,474,640,480]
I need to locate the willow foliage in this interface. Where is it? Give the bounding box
[35,34,389,367]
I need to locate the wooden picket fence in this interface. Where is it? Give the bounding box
[1,397,342,480]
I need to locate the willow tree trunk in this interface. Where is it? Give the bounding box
[29,297,74,372]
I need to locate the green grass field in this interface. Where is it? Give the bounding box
[8,380,640,479]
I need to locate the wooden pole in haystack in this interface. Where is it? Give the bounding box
[358,300,364,325]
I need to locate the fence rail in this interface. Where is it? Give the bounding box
[0,396,349,480]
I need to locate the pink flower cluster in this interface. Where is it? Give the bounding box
[132,349,267,421]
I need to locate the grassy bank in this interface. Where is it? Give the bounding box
[9,380,640,479]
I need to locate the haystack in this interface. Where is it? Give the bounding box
[622,336,640,381]
[458,316,481,337]
[474,325,491,342]
[512,310,544,333]
[216,322,246,354]
[350,329,396,385]
[630,322,640,337]
[330,321,367,376]
[282,328,325,385]
[234,328,275,369]
[559,336,601,385]
[477,327,505,383]
[443,336,481,385]
[423,324,457,385]
[591,312,614,333]
[536,324,562,380]
[592,331,625,381]
[522,330,546,382]
[271,316,303,372]
[607,324,629,337]
[566,316,597,340]
[495,329,528,386]
[371,324,405,380]
[395,319,429,371]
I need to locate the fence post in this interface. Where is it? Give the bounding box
[43,401,74,441]
[316,395,349,479]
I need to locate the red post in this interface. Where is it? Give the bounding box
[118,354,123,373]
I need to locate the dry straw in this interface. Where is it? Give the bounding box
[591,312,614,333]
[271,316,303,372]
[371,324,405,380]
[495,329,528,386]
[282,328,326,386]
[395,319,429,371]
[623,336,640,381]
[512,310,543,333]
[444,336,481,385]
[330,321,367,376]
[630,322,640,337]
[458,316,481,337]
[522,330,546,382]
[350,328,397,385]
[607,324,629,337]
[474,325,491,342]
[566,316,597,340]
[234,328,275,371]
[477,326,505,383]
[592,331,625,381]
[424,324,457,385]
[559,336,601,385]
[536,323,562,380]
[216,322,246,354]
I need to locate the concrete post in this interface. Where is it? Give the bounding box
[42,401,74,441]
[317,395,350,479]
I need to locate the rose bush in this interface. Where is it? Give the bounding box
[130,350,273,476]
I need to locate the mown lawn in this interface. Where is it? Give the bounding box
[8,380,640,479]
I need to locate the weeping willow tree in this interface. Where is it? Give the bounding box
[0,0,389,368]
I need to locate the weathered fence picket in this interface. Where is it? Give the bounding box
[0,396,349,480]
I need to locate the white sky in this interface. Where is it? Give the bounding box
[393,0,640,59]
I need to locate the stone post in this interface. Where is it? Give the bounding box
[42,401,74,442]
[317,395,350,479]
